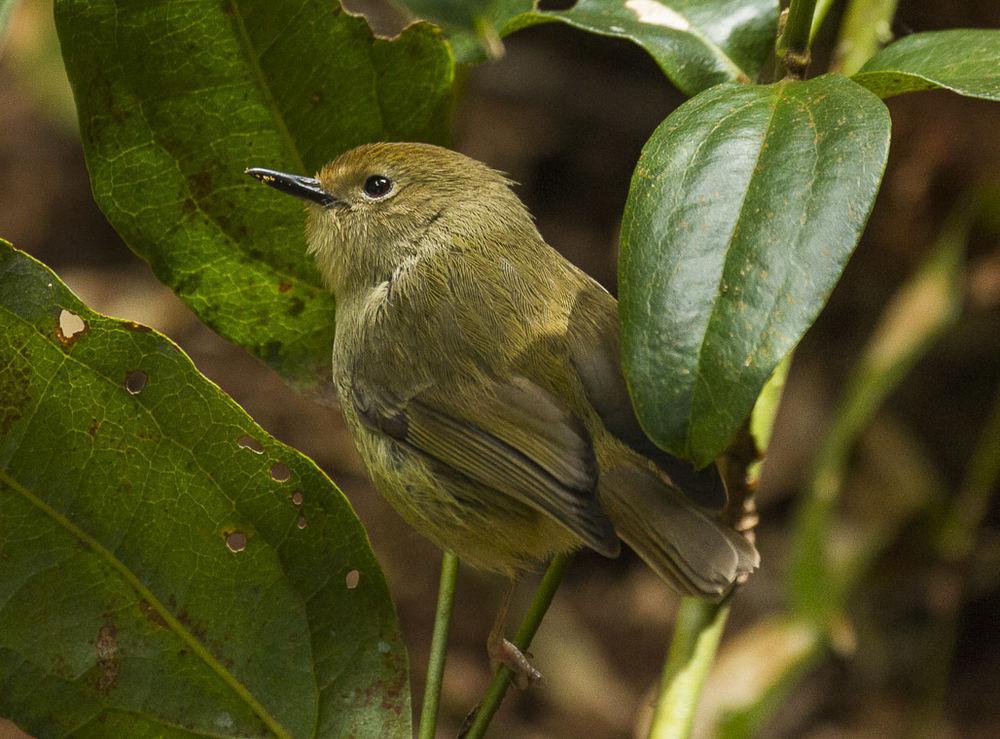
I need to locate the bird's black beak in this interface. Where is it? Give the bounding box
[245,167,339,207]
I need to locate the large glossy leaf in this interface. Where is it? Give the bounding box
[399,0,778,95]
[0,241,409,737]
[619,74,890,467]
[398,0,532,62]
[55,0,454,401]
[854,29,1000,101]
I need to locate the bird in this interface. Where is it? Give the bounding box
[247,142,758,681]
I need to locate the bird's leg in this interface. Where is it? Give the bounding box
[487,579,542,689]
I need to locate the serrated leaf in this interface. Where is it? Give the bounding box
[854,29,1000,101]
[0,241,409,737]
[619,75,890,467]
[55,0,455,401]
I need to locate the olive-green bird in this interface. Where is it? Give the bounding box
[247,143,758,603]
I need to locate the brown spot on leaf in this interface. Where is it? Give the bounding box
[87,418,101,438]
[278,281,293,293]
[139,599,168,629]
[95,622,119,694]
[188,170,213,201]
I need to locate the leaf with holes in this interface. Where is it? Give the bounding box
[55,0,454,402]
[0,240,409,737]
[398,0,778,94]
[619,75,890,467]
[854,29,1000,101]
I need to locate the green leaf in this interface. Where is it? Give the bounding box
[0,241,409,737]
[706,616,823,738]
[749,350,791,456]
[400,0,778,95]
[619,74,890,467]
[55,0,454,401]
[397,0,532,63]
[854,29,1000,100]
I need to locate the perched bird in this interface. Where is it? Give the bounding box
[247,143,758,676]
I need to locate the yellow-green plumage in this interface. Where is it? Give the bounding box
[259,142,757,599]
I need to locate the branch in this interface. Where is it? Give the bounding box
[776,0,819,79]
[462,553,573,738]
[417,551,460,739]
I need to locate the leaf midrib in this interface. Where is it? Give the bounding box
[226,0,307,175]
[0,297,293,738]
[0,468,291,739]
[685,84,786,459]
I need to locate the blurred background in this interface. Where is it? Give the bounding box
[2,1,999,736]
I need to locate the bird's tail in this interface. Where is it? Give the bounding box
[600,466,759,601]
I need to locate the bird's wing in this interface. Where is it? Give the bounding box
[351,376,621,557]
[566,281,729,510]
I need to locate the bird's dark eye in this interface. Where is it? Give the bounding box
[363,175,394,199]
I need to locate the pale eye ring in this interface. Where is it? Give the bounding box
[362,174,394,200]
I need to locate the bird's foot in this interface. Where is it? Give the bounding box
[488,637,542,689]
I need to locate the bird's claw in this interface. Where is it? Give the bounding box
[489,637,542,689]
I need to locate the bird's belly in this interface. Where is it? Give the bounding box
[354,424,578,576]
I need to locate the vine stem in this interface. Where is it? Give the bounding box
[648,599,731,739]
[463,553,573,738]
[417,550,460,739]
[776,0,820,79]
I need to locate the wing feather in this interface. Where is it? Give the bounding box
[353,378,620,557]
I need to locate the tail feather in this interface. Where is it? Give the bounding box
[601,466,759,600]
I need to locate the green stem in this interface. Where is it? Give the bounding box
[648,598,731,739]
[788,196,966,621]
[464,553,573,738]
[912,383,1000,736]
[776,0,819,79]
[936,384,1000,561]
[830,0,899,75]
[808,0,838,43]
[417,550,460,739]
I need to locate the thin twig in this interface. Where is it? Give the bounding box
[417,551,460,739]
[463,553,573,738]
[776,0,820,79]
